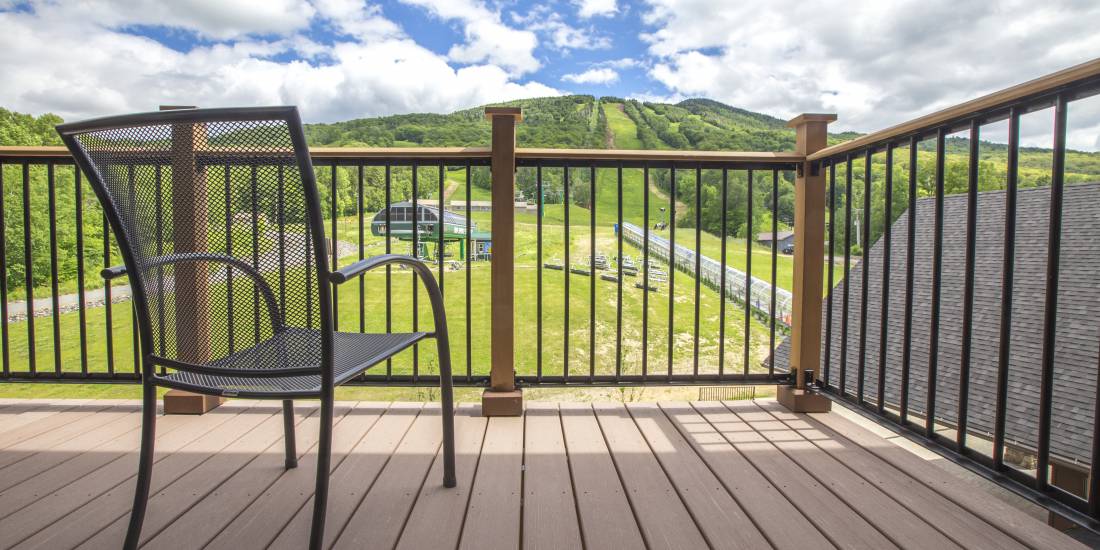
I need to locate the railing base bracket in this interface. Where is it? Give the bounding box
[776,385,831,413]
[481,389,523,417]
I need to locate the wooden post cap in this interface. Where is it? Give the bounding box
[484,107,523,122]
[786,113,837,128]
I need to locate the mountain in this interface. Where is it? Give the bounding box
[302,95,857,152]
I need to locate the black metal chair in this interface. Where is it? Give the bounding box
[56,106,455,550]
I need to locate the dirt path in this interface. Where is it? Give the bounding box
[441,179,460,203]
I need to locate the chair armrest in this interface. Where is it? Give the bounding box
[329,254,431,285]
[101,264,128,280]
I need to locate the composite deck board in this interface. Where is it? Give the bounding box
[206,402,387,550]
[0,403,142,489]
[628,402,775,549]
[8,401,269,550]
[0,400,106,450]
[520,402,583,550]
[332,405,445,549]
[458,414,524,550]
[657,402,834,550]
[116,403,333,549]
[691,401,899,549]
[558,402,647,550]
[754,400,1028,550]
[593,402,710,550]
[395,404,487,550]
[264,402,423,550]
[810,408,1086,550]
[0,400,92,436]
[724,400,960,549]
[0,399,1084,550]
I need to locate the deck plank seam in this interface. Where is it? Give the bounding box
[687,401,853,550]
[451,406,491,550]
[652,402,784,549]
[193,401,366,550]
[719,401,917,549]
[555,403,589,550]
[5,400,269,548]
[752,400,1020,549]
[390,406,448,550]
[328,403,424,548]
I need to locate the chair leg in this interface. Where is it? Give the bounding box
[124,383,157,550]
[309,393,334,550]
[437,336,457,488]
[283,400,297,469]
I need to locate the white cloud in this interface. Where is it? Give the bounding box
[563,68,619,85]
[21,0,316,40]
[513,7,611,51]
[0,3,559,122]
[398,0,540,75]
[573,0,618,18]
[640,0,1100,150]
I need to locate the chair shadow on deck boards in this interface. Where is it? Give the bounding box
[54,106,457,550]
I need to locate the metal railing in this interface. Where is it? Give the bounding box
[0,140,802,388]
[807,58,1100,526]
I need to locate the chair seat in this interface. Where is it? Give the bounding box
[159,328,430,397]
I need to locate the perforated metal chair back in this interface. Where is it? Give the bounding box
[58,107,330,378]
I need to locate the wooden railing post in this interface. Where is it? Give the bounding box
[161,105,222,414]
[482,107,523,416]
[778,113,836,413]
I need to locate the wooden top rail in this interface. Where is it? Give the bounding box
[809,57,1100,161]
[0,145,802,164]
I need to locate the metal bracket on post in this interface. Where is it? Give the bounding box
[778,113,836,413]
[482,107,523,417]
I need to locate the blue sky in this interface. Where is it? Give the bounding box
[1,0,1098,148]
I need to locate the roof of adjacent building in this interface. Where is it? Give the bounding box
[758,230,795,242]
[771,182,1100,466]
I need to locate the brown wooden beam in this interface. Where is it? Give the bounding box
[483,107,522,416]
[161,105,222,415]
[779,113,836,412]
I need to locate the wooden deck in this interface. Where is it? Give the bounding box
[0,398,1085,550]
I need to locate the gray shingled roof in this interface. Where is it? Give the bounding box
[772,182,1100,466]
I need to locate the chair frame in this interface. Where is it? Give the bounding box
[56,106,456,550]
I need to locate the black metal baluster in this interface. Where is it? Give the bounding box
[615,163,623,381]
[252,165,260,344]
[877,145,894,414]
[642,164,650,378]
[74,168,87,375]
[668,166,676,379]
[925,128,947,439]
[47,163,61,374]
[103,212,114,375]
[127,165,139,374]
[412,163,419,379]
[769,169,779,377]
[22,163,34,374]
[277,165,286,318]
[693,166,702,379]
[1036,94,1068,490]
[225,165,235,355]
[900,138,918,424]
[824,161,835,386]
[993,108,1021,469]
[858,150,872,404]
[358,163,365,333]
[840,156,852,396]
[957,121,980,449]
[0,163,7,377]
[719,168,728,377]
[744,169,753,377]
[465,161,472,381]
[153,165,165,358]
[536,164,543,381]
[438,163,445,301]
[564,165,571,380]
[385,163,393,379]
[589,165,596,382]
[330,163,338,329]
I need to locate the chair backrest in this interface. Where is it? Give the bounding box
[57,107,330,374]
